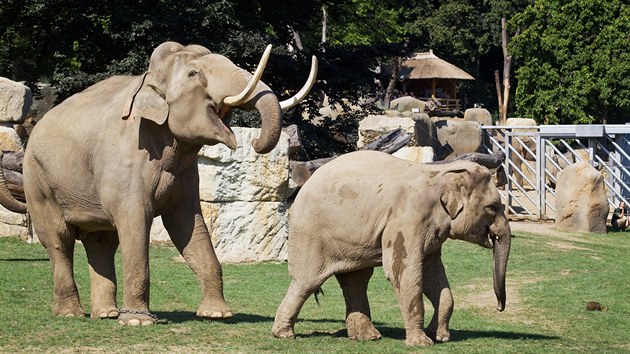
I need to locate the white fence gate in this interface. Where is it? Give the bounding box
[482,124,630,221]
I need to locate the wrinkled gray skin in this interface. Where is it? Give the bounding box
[6,42,286,325]
[272,150,511,346]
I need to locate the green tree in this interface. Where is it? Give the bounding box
[510,0,630,124]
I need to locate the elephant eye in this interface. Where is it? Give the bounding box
[188,70,199,77]
[485,204,499,215]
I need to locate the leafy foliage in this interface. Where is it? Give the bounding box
[510,0,630,124]
[1,0,627,158]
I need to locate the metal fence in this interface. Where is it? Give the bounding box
[482,124,630,221]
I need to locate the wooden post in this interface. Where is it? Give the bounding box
[496,17,518,125]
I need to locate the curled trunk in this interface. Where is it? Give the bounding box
[246,89,283,154]
[0,151,27,214]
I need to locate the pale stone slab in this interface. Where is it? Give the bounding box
[0,77,32,123]
[198,127,292,202]
[150,201,288,262]
[392,146,434,163]
[0,123,25,150]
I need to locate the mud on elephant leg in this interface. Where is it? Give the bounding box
[335,268,381,341]
[82,231,120,319]
[422,253,453,343]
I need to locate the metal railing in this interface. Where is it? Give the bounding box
[482,124,630,221]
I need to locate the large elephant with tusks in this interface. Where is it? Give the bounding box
[0,42,317,326]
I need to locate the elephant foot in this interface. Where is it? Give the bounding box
[196,300,234,319]
[346,312,381,341]
[117,310,157,326]
[427,328,450,343]
[91,308,120,319]
[405,331,434,346]
[272,322,295,339]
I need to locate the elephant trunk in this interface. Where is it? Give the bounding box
[490,215,511,312]
[246,87,283,154]
[0,151,27,214]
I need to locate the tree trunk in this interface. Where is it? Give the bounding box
[383,57,401,109]
[291,28,304,51]
[497,17,515,125]
[321,6,327,44]
[495,70,503,123]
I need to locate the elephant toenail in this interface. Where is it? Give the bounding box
[128,319,141,326]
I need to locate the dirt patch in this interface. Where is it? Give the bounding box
[456,277,564,331]
[546,241,594,252]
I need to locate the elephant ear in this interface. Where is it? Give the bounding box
[439,168,469,220]
[122,72,169,125]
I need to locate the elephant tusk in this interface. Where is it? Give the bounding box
[279,55,318,110]
[223,44,272,107]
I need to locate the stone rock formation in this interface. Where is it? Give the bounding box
[555,162,609,234]
[150,127,293,262]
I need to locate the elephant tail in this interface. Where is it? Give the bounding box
[0,151,27,214]
[313,287,324,306]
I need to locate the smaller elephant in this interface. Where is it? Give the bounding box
[272,150,511,346]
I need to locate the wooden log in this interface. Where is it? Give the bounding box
[429,150,505,169]
[359,129,411,154]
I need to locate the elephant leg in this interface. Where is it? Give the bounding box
[272,276,327,339]
[335,267,381,341]
[422,253,453,343]
[31,213,84,317]
[115,211,156,326]
[162,211,233,320]
[82,231,119,319]
[383,236,433,346]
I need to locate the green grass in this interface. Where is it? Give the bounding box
[1,226,630,353]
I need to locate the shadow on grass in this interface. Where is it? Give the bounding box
[381,327,560,342]
[154,311,275,324]
[297,325,559,343]
[0,257,49,262]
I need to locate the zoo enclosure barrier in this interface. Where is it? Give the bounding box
[481,124,630,221]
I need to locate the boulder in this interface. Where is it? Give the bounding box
[0,205,29,240]
[463,108,493,126]
[555,162,609,234]
[389,96,426,112]
[506,117,537,127]
[383,110,401,117]
[152,127,292,262]
[432,117,483,159]
[412,113,440,153]
[197,128,293,202]
[392,146,434,163]
[0,77,32,123]
[0,124,25,151]
[152,201,288,263]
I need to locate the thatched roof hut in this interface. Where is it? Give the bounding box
[399,50,474,108]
